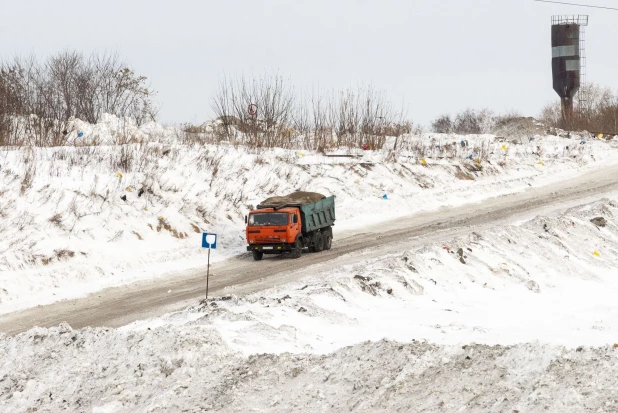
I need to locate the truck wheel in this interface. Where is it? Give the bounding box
[314,232,324,252]
[291,239,302,259]
[252,251,264,261]
[324,233,332,250]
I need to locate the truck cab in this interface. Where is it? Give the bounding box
[246,207,302,259]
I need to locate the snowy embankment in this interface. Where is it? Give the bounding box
[3,198,618,412]
[0,115,616,315]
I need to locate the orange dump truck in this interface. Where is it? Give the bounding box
[245,192,336,261]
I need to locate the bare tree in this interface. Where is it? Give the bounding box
[0,50,158,146]
[431,114,453,133]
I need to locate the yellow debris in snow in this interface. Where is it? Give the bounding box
[501,145,507,151]
[537,161,545,166]
[116,172,123,179]
[593,251,601,257]
[421,158,428,166]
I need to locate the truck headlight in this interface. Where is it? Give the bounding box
[282,238,286,243]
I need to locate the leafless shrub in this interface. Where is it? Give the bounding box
[211,74,411,150]
[541,83,618,133]
[49,213,62,226]
[431,115,453,134]
[157,217,172,232]
[333,86,407,150]
[183,124,206,134]
[113,145,134,172]
[453,109,491,134]
[431,109,521,135]
[20,163,35,194]
[55,249,75,260]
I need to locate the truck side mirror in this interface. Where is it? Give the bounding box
[245,215,248,224]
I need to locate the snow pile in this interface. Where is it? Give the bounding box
[2,327,618,413]
[60,114,180,146]
[0,115,616,315]
[3,199,618,411]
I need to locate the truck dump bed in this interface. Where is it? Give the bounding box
[298,196,335,233]
[257,191,336,233]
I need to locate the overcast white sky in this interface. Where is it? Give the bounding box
[1,0,617,126]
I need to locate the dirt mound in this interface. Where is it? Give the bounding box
[492,116,547,140]
[258,191,325,208]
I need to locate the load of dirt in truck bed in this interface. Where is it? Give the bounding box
[258,191,326,208]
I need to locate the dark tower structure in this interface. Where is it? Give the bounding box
[551,15,588,125]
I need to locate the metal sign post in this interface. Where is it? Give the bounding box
[201,233,217,301]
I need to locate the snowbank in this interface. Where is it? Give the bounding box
[2,327,617,413]
[1,115,617,314]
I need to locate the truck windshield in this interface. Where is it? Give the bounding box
[249,213,288,226]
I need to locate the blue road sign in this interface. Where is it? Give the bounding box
[202,233,217,249]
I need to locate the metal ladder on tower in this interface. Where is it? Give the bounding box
[578,19,588,112]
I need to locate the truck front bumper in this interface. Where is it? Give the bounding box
[247,243,293,253]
